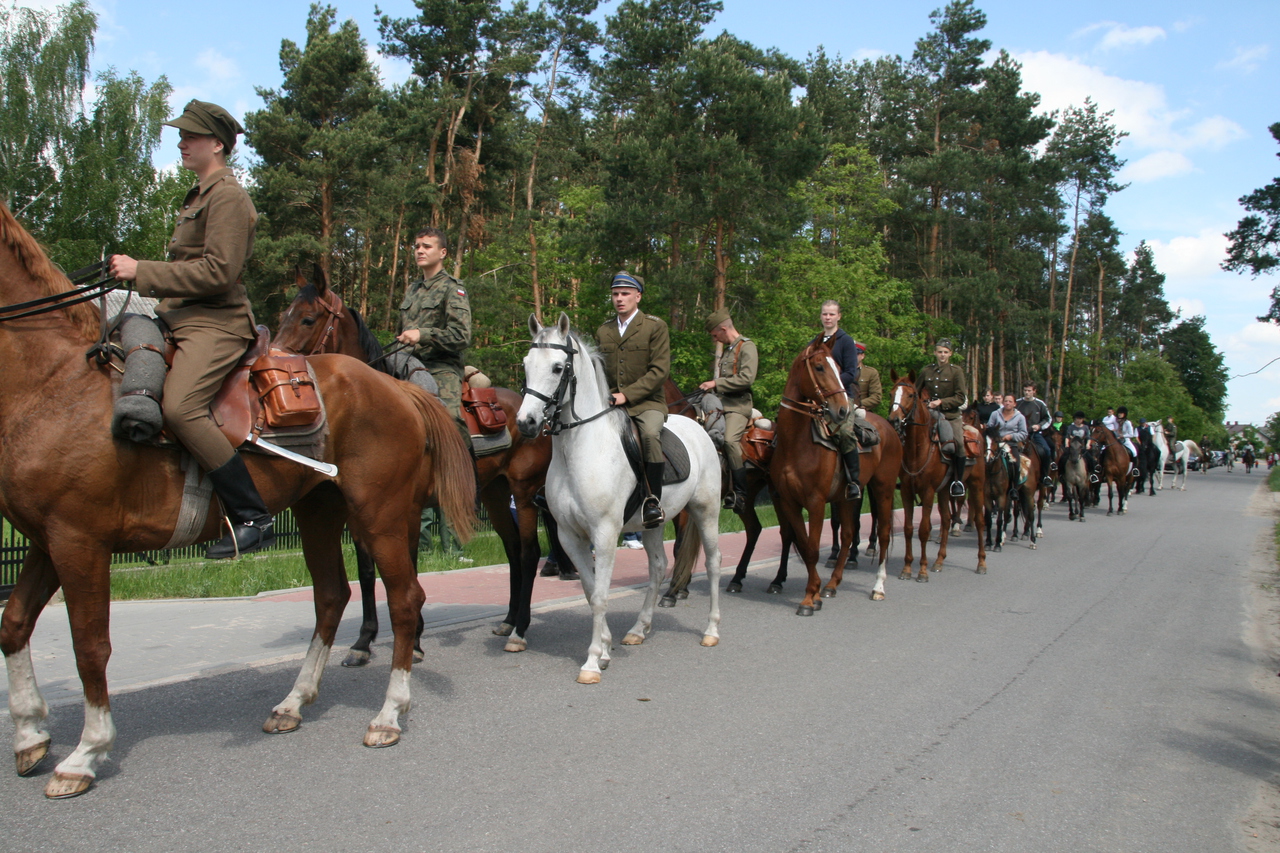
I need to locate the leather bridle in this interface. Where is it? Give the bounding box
[522,335,620,435]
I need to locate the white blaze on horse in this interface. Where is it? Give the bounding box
[515,314,723,684]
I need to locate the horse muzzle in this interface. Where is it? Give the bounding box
[516,414,543,439]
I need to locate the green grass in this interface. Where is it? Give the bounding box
[1269,465,1280,492]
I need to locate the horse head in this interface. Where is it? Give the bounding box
[887,372,923,437]
[517,312,577,438]
[792,340,848,428]
[273,265,346,355]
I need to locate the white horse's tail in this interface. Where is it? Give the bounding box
[667,521,704,596]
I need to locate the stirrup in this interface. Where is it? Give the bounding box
[642,496,665,529]
[1041,475,1053,486]
[532,488,548,510]
[845,481,861,500]
[206,518,276,560]
[1089,473,1099,484]
[1049,462,1058,471]
[949,480,966,498]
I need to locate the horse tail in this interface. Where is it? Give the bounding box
[402,382,477,543]
[667,517,703,597]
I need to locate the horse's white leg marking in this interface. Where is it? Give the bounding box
[625,527,666,643]
[273,636,331,719]
[6,646,50,757]
[699,506,724,644]
[369,667,412,731]
[53,702,115,780]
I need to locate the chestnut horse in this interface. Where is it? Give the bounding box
[273,276,569,658]
[0,203,475,798]
[770,341,901,614]
[887,373,956,582]
[1091,423,1133,515]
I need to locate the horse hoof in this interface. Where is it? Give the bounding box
[766,583,783,594]
[916,575,929,583]
[412,648,424,664]
[700,635,719,647]
[658,596,677,608]
[559,570,580,581]
[726,581,743,593]
[676,589,689,600]
[262,711,302,734]
[622,632,646,645]
[813,599,823,611]
[492,622,515,637]
[976,565,987,574]
[820,588,836,599]
[865,547,876,556]
[341,649,371,667]
[44,772,93,799]
[363,724,401,748]
[504,637,527,653]
[15,738,50,777]
[870,591,885,601]
[825,557,837,569]
[993,545,1002,553]
[796,605,815,617]
[577,670,602,684]
[1030,543,1038,550]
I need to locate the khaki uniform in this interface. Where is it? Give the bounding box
[712,335,757,469]
[597,312,670,463]
[916,362,967,458]
[858,364,882,413]
[399,270,471,422]
[134,166,257,471]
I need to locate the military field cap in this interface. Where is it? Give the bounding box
[611,271,644,292]
[935,338,954,351]
[855,342,866,353]
[705,309,731,333]
[164,100,244,154]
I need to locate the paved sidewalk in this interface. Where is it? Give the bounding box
[3,507,937,707]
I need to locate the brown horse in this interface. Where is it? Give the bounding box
[770,341,901,614]
[273,275,568,658]
[887,373,955,582]
[954,411,989,573]
[0,202,475,798]
[1009,441,1044,547]
[1092,423,1133,514]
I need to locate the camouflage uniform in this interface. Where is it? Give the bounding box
[399,269,471,428]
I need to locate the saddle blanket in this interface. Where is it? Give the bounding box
[621,426,692,522]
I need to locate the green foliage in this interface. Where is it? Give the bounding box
[1163,316,1228,420]
[1223,122,1280,283]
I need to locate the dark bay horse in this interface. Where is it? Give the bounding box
[1009,441,1044,547]
[1061,439,1090,522]
[983,431,1013,552]
[0,203,475,797]
[274,276,568,659]
[770,341,901,614]
[1091,423,1133,515]
[887,373,954,582]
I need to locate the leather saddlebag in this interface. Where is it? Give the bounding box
[742,424,776,469]
[251,353,321,428]
[462,383,507,435]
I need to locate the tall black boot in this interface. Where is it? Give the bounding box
[642,461,666,529]
[206,453,277,559]
[841,450,862,500]
[726,465,749,513]
[949,453,966,497]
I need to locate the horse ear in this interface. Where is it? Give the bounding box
[313,262,329,296]
[890,368,898,382]
[528,313,542,337]
[557,312,571,336]
[293,267,306,289]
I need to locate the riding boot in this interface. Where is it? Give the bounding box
[206,453,278,559]
[642,461,666,529]
[1039,449,1053,487]
[949,452,966,498]
[726,465,749,513]
[841,449,862,500]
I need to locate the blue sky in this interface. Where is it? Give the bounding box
[27,0,1280,425]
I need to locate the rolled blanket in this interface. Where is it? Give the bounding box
[696,392,726,448]
[384,351,439,395]
[112,313,166,442]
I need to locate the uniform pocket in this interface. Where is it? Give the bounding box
[174,205,206,247]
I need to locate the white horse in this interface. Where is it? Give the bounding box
[1149,422,1171,490]
[515,313,723,684]
[1171,439,1201,490]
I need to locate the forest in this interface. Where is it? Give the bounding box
[0,0,1235,443]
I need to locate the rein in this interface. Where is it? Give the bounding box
[780,345,845,424]
[891,381,940,479]
[0,259,122,323]
[524,337,620,435]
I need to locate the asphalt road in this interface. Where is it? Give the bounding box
[3,469,1278,853]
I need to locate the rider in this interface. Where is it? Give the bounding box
[1015,382,1054,487]
[988,394,1028,484]
[108,100,275,559]
[1165,415,1178,447]
[396,227,472,446]
[811,300,861,500]
[699,309,757,514]
[916,339,967,498]
[974,388,999,429]
[1110,406,1140,476]
[597,271,671,528]
[856,343,882,414]
[1064,411,1098,484]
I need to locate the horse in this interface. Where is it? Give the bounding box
[1091,423,1133,515]
[515,313,723,683]
[1243,448,1256,475]
[768,341,902,613]
[953,410,990,572]
[1009,439,1044,548]
[1134,425,1160,496]
[887,373,956,582]
[1060,438,1090,522]
[0,202,475,798]
[983,430,1013,551]
[1170,439,1202,489]
[1148,422,1172,491]
[273,274,573,661]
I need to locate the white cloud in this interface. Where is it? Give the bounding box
[1222,320,1280,355]
[367,47,413,88]
[1085,23,1167,52]
[1014,51,1247,155]
[1219,45,1268,73]
[1147,228,1228,280]
[1121,151,1193,182]
[1170,297,1205,318]
[195,49,240,84]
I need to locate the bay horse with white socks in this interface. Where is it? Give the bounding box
[887,373,957,581]
[0,202,475,798]
[515,314,723,683]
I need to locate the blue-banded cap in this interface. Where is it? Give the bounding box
[611,271,644,292]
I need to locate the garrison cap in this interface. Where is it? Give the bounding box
[611,271,644,292]
[855,342,866,353]
[935,338,954,351]
[704,309,731,333]
[164,100,245,154]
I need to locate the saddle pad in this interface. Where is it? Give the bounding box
[471,428,512,458]
[1172,440,1184,455]
[809,418,876,454]
[621,426,692,522]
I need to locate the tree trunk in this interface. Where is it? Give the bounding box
[1055,187,1083,404]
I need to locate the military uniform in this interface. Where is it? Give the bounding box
[596,312,670,464]
[712,334,757,471]
[134,166,257,472]
[916,361,968,491]
[399,269,471,425]
[858,364,882,414]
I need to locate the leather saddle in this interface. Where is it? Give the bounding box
[620,422,691,522]
[204,327,324,446]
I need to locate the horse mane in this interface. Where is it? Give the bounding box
[0,202,99,339]
[348,303,385,367]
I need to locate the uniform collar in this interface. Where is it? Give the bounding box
[195,166,235,197]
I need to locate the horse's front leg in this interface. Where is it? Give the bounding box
[931,493,951,573]
[623,527,667,645]
[2,547,61,783]
[900,489,918,580]
[572,525,618,683]
[822,500,856,598]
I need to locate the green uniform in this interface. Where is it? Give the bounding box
[596,312,670,463]
[134,166,257,471]
[916,361,967,459]
[858,364,882,414]
[712,334,757,469]
[398,270,471,422]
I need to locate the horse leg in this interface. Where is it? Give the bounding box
[931,494,950,574]
[576,525,619,683]
[769,510,799,594]
[971,489,987,574]
[504,491,544,653]
[625,525,669,644]
[871,491,893,600]
[795,498,827,616]
[2,547,61,780]
[726,490,762,593]
[822,500,856,598]
[660,512,691,606]
[900,486,917,580]
[825,514,841,569]
[691,489,724,646]
[341,542,379,667]
[264,491,351,737]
